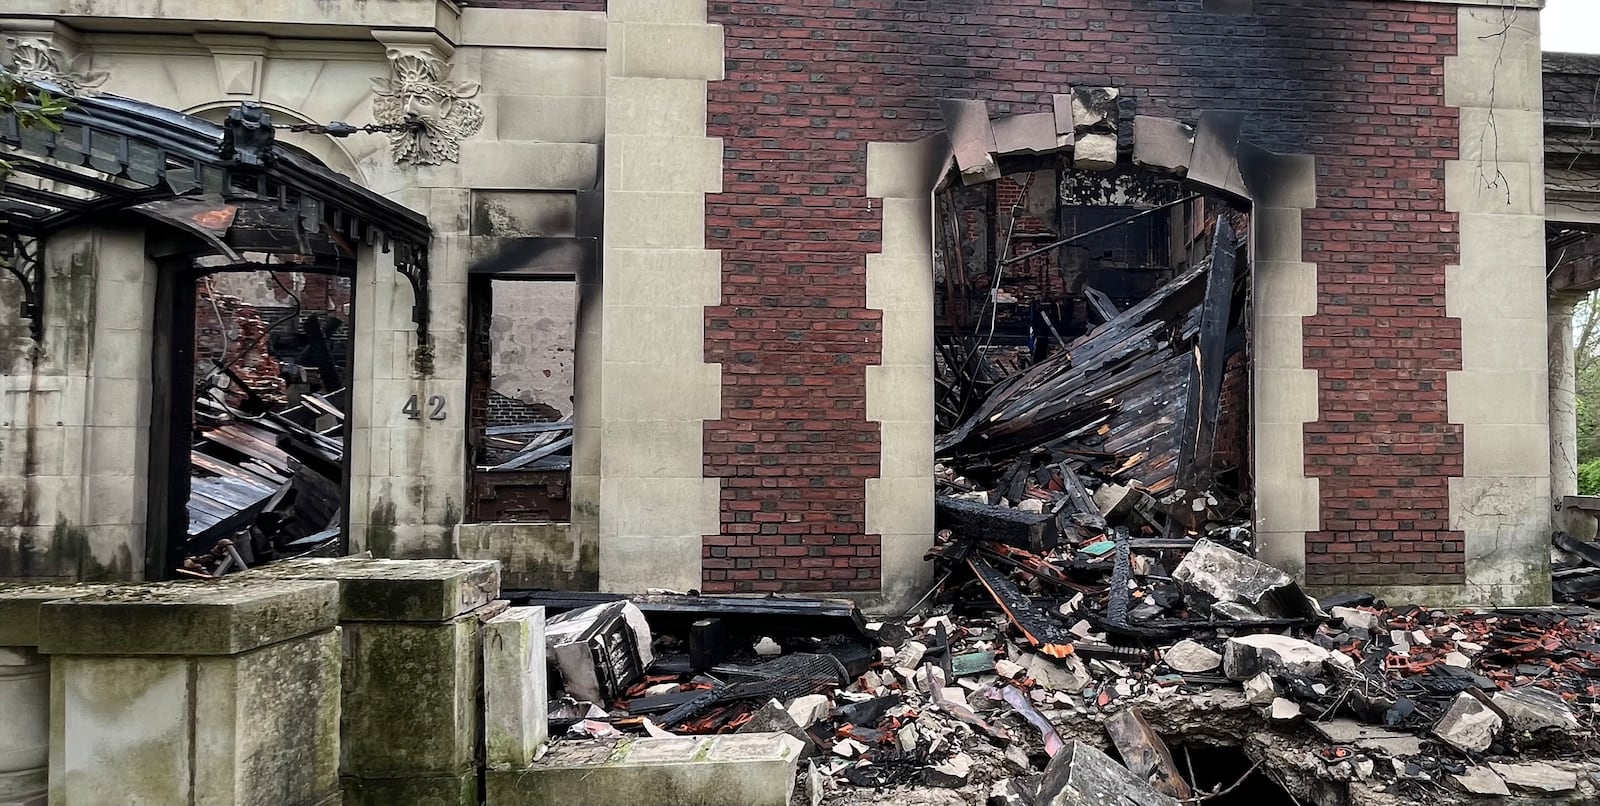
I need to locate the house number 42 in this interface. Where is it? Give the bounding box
[403,395,447,421]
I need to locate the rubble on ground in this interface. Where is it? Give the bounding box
[510,522,1600,806]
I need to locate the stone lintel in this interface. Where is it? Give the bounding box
[36,579,338,656]
[246,557,500,623]
[0,584,110,647]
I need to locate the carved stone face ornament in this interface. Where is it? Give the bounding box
[2,37,109,95]
[370,49,484,166]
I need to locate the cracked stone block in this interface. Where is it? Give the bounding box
[1173,539,1318,620]
[1132,116,1194,175]
[1037,740,1179,806]
[1073,133,1118,171]
[245,557,500,623]
[1454,766,1510,796]
[1491,686,1579,732]
[1161,640,1222,674]
[485,733,805,806]
[484,606,549,770]
[1222,634,1335,682]
[1488,762,1579,794]
[1432,693,1502,754]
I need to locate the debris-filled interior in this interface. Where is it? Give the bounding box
[179,269,352,577]
[515,529,1600,806]
[466,276,576,523]
[507,157,1599,806]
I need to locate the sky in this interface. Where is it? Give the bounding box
[1545,0,1600,54]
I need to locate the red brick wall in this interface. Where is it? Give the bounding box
[701,0,1467,591]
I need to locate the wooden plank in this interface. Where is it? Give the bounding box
[1084,285,1121,323]
[204,424,293,474]
[486,422,574,437]
[967,557,1076,659]
[191,451,284,489]
[300,392,345,422]
[491,434,573,471]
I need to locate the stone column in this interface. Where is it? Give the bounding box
[246,557,501,806]
[1551,291,1591,537]
[0,584,107,806]
[37,579,342,806]
[0,649,46,806]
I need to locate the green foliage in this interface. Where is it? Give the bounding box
[0,70,69,178]
[1580,459,1600,496]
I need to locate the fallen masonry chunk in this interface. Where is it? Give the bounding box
[1491,686,1580,733]
[1222,634,1334,682]
[740,700,818,758]
[1243,672,1276,706]
[1037,740,1181,806]
[1329,606,1384,633]
[786,694,831,729]
[1487,762,1579,794]
[1162,639,1222,674]
[1269,698,1301,721]
[1454,766,1510,796]
[1432,692,1503,754]
[1024,653,1091,693]
[1173,539,1319,620]
[996,658,1027,680]
[923,753,974,788]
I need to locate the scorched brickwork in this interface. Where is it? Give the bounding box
[700,0,1470,591]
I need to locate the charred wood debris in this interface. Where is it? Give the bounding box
[517,210,1600,804]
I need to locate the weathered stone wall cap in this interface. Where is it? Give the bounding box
[34,578,338,656]
[244,557,501,622]
[0,582,111,647]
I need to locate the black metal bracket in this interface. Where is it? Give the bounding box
[395,245,433,374]
[0,234,43,343]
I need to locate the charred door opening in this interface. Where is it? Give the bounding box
[934,161,1253,539]
[466,276,577,522]
[148,260,355,580]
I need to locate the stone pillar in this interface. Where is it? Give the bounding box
[0,649,46,806]
[0,584,106,806]
[0,225,152,583]
[246,557,501,806]
[598,0,726,593]
[1443,6,1552,605]
[483,606,548,769]
[37,580,342,806]
[1550,292,1584,508]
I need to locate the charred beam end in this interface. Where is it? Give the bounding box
[937,495,1061,552]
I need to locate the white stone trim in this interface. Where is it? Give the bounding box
[596,0,724,593]
[1442,4,1552,605]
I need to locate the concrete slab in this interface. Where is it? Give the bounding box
[36,579,337,656]
[484,607,549,769]
[0,584,109,647]
[485,733,804,806]
[245,557,500,623]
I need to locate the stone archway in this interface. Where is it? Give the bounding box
[861,94,1319,610]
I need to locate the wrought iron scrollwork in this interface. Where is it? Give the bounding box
[0,234,43,343]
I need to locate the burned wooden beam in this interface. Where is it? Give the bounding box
[967,557,1076,659]
[937,495,1061,551]
[1174,217,1238,523]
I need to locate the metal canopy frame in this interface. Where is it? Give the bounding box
[0,80,433,345]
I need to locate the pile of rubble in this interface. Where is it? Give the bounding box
[520,531,1600,806]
